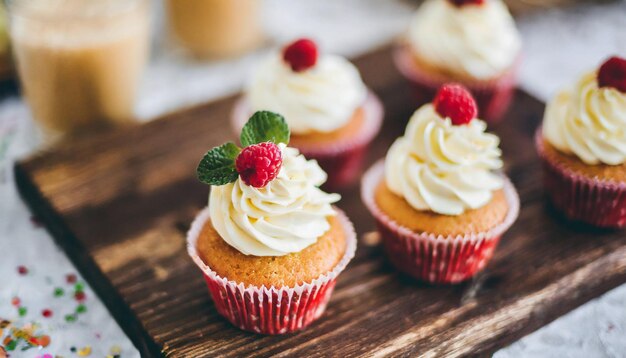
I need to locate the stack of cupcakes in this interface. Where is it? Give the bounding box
[188,112,356,334]
[536,56,626,228]
[394,0,522,123]
[362,84,519,283]
[232,38,384,189]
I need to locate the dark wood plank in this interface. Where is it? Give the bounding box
[15,45,626,358]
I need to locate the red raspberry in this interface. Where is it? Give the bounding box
[597,56,626,93]
[433,83,478,125]
[66,273,77,284]
[282,38,318,72]
[448,0,485,6]
[235,142,283,188]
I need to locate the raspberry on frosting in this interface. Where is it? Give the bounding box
[282,38,318,72]
[597,56,626,93]
[433,83,478,125]
[447,0,485,7]
[236,142,283,188]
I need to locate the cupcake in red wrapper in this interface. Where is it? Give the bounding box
[362,84,519,284]
[536,56,626,229]
[232,38,384,189]
[189,111,356,334]
[394,0,522,123]
[188,206,356,334]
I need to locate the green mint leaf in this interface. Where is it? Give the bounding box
[197,142,241,185]
[240,111,290,147]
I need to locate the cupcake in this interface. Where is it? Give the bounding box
[232,38,384,189]
[362,84,519,284]
[536,56,626,228]
[188,111,356,334]
[394,0,521,123]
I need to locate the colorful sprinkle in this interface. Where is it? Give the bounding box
[64,314,77,323]
[30,215,44,227]
[54,287,64,297]
[66,274,77,284]
[74,282,85,291]
[70,347,76,352]
[42,309,53,318]
[74,291,86,302]
[11,297,20,306]
[110,345,121,355]
[77,346,92,356]
[4,339,16,351]
[76,304,87,314]
[0,321,52,352]
[18,307,27,317]
[28,335,50,347]
[17,266,28,275]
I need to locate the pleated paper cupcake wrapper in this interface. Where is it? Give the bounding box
[187,207,357,334]
[392,43,519,124]
[361,161,520,284]
[231,91,384,189]
[535,130,626,228]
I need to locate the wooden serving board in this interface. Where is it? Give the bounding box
[15,45,626,357]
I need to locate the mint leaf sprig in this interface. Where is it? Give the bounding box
[197,111,290,186]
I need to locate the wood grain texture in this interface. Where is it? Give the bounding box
[15,45,626,358]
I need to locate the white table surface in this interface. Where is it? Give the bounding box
[1,1,625,357]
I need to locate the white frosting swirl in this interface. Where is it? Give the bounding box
[543,71,626,165]
[385,104,504,215]
[209,144,341,256]
[408,0,521,80]
[247,53,367,134]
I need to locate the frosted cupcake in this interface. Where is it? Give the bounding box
[362,84,519,283]
[188,111,356,334]
[232,38,384,189]
[536,56,626,228]
[394,0,521,123]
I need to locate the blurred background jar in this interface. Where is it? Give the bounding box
[166,0,263,59]
[0,3,12,81]
[6,0,150,142]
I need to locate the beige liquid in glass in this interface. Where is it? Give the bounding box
[167,0,262,58]
[9,0,149,138]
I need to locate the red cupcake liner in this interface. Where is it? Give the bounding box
[231,91,384,189]
[393,43,520,124]
[535,130,626,228]
[361,161,519,284]
[187,207,357,334]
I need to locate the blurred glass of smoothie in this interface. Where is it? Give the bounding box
[7,0,150,140]
[166,0,263,58]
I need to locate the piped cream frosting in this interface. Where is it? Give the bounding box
[543,71,626,166]
[385,104,504,215]
[247,53,367,135]
[209,144,341,256]
[408,0,521,80]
